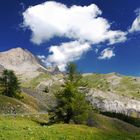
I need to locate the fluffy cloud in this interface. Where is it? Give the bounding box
[37,55,46,63]
[23,1,126,45]
[46,41,91,71]
[129,16,140,33]
[22,1,127,70]
[129,9,140,33]
[98,48,115,60]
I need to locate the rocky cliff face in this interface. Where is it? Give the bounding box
[0,48,47,80]
[82,73,140,118]
[0,64,5,74]
[86,89,140,118]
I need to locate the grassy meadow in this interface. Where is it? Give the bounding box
[0,113,139,140]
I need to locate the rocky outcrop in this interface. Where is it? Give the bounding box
[86,89,140,118]
[0,64,5,75]
[36,75,64,91]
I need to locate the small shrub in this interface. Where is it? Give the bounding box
[44,86,49,93]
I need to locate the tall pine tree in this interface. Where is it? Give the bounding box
[49,63,92,124]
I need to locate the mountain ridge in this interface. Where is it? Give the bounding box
[0,47,47,80]
[0,48,140,119]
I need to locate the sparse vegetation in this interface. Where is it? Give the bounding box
[22,73,51,89]
[82,74,110,91]
[114,76,140,98]
[0,95,36,114]
[83,73,140,99]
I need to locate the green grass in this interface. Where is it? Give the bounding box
[21,73,51,89]
[21,73,140,99]
[0,113,139,140]
[82,74,110,91]
[22,73,140,99]
[83,73,140,99]
[20,92,39,112]
[114,76,140,99]
[0,94,37,114]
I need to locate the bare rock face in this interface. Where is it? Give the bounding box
[86,89,140,118]
[0,48,47,80]
[0,64,5,74]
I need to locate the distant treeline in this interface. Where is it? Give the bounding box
[101,111,140,127]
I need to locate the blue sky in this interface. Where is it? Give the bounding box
[0,0,140,76]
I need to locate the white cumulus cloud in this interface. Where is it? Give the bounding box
[23,1,127,45]
[46,41,91,71]
[37,55,46,63]
[22,1,127,70]
[98,48,115,60]
[129,8,140,33]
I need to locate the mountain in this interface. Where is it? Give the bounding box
[82,73,140,118]
[21,72,140,118]
[0,47,47,80]
[0,48,139,127]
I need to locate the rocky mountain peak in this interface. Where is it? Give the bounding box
[0,47,47,80]
[0,47,39,65]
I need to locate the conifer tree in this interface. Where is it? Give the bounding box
[0,69,21,98]
[49,63,92,124]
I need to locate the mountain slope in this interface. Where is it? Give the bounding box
[21,72,140,118]
[0,113,139,140]
[0,47,47,80]
[82,73,140,118]
[0,94,38,114]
